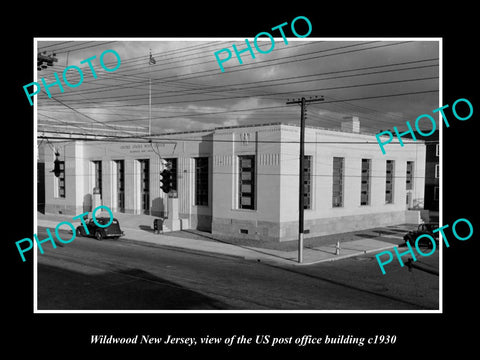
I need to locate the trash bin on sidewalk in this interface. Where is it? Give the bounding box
[153,218,163,234]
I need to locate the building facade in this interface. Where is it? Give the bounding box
[403,130,439,216]
[38,122,426,242]
[423,131,439,213]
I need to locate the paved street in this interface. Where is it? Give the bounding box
[37,227,439,311]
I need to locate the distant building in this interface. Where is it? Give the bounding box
[402,130,439,217]
[423,131,439,214]
[38,120,426,242]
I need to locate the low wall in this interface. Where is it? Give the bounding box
[212,210,419,242]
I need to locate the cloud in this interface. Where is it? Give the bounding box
[37,39,440,138]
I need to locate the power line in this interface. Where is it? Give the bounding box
[52,75,437,107]
[44,93,146,137]
[36,40,251,84]
[39,131,437,144]
[37,40,408,100]
[39,89,439,128]
[49,61,438,103]
[37,41,117,54]
[153,41,412,83]
[106,40,315,77]
[37,40,77,51]
[149,61,438,98]
[35,41,439,135]
[34,41,352,100]
[37,88,440,137]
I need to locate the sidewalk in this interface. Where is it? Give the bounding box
[36,212,404,267]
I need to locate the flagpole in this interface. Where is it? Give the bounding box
[148,50,152,136]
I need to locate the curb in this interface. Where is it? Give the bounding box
[295,244,399,266]
[242,244,399,267]
[37,220,402,267]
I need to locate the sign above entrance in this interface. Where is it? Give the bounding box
[116,142,174,155]
[119,144,156,154]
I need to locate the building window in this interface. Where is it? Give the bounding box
[434,186,439,201]
[55,161,66,198]
[92,160,102,195]
[385,160,395,204]
[114,160,125,212]
[304,155,312,209]
[436,143,439,157]
[406,161,414,190]
[435,164,440,178]
[195,157,208,206]
[360,159,371,205]
[164,158,178,191]
[332,157,344,207]
[238,155,255,210]
[139,159,150,212]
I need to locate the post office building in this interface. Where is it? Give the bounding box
[38,121,426,242]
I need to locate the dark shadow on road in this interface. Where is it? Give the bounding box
[371,229,401,236]
[355,233,378,239]
[384,228,411,233]
[37,263,228,310]
[177,229,293,261]
[258,261,437,310]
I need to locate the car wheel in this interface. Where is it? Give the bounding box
[76,227,85,237]
[95,230,104,240]
[404,235,413,244]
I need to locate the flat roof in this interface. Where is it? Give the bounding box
[153,121,382,138]
[40,121,424,144]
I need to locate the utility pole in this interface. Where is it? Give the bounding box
[286,95,324,263]
[149,76,152,136]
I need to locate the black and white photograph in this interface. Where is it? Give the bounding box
[6,7,478,356]
[33,37,442,311]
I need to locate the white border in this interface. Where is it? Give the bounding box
[33,37,443,314]
[438,37,443,313]
[33,38,39,312]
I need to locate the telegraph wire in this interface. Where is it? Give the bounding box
[36,40,235,81]
[44,93,146,137]
[105,40,315,76]
[37,40,400,99]
[38,112,94,136]
[110,41,331,80]
[37,40,78,51]
[50,60,439,103]
[37,41,116,54]
[145,61,439,98]
[37,89,440,136]
[63,41,384,86]
[36,41,432,117]
[35,41,354,98]
[149,41,412,84]
[35,41,439,136]
[39,131,438,144]
[52,75,438,107]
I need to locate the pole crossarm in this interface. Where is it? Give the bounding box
[286,95,324,105]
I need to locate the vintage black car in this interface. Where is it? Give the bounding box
[76,217,124,240]
[403,223,439,248]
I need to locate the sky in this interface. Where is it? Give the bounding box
[34,38,440,139]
